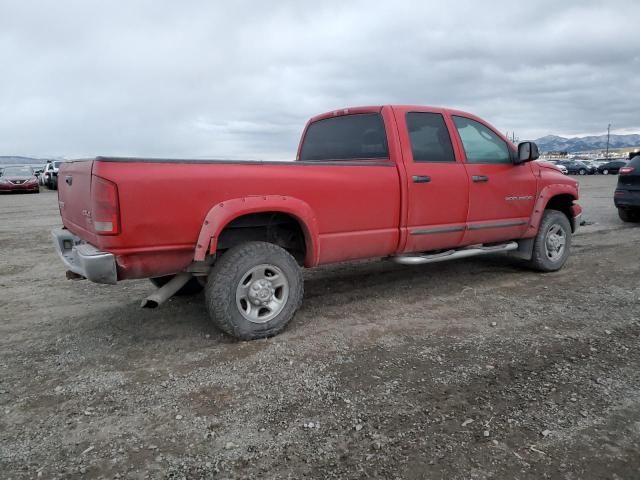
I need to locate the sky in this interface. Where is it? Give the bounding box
[1,0,639,159]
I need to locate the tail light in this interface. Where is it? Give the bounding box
[619,166,635,175]
[91,176,120,235]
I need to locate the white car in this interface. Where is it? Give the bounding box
[537,159,568,175]
[41,161,63,189]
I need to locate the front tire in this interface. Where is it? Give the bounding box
[578,169,586,175]
[527,209,572,272]
[618,208,640,223]
[602,169,609,175]
[205,242,304,340]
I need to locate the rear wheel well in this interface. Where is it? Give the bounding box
[545,194,576,231]
[217,212,307,264]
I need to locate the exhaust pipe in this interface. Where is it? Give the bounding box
[141,272,193,308]
[391,242,518,265]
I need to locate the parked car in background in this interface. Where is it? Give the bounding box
[581,160,600,172]
[42,161,63,189]
[545,160,568,175]
[34,164,45,182]
[614,155,640,222]
[0,165,40,194]
[597,160,627,175]
[555,160,596,175]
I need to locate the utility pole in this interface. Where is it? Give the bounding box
[605,123,611,158]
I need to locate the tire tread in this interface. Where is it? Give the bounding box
[205,242,303,340]
[527,209,572,272]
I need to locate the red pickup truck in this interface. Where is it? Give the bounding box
[53,105,582,339]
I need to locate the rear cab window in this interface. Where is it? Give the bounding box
[299,113,388,161]
[406,112,455,162]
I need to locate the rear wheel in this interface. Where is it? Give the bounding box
[602,169,609,175]
[618,208,640,223]
[578,168,586,175]
[527,209,572,272]
[149,275,204,295]
[205,241,303,340]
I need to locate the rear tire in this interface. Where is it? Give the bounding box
[526,209,572,272]
[205,241,303,340]
[618,208,640,223]
[578,169,586,175]
[150,275,204,295]
[602,169,609,175]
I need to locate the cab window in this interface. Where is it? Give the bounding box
[299,113,388,161]
[453,116,511,164]
[406,112,455,162]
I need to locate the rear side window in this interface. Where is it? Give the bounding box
[300,113,388,161]
[406,112,455,162]
[453,116,511,164]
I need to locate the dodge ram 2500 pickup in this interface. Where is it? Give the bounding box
[53,105,582,340]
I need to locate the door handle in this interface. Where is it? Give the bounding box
[412,175,431,183]
[472,175,489,183]
[65,176,73,186]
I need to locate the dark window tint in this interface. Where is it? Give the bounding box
[406,112,455,162]
[629,156,640,167]
[453,116,511,164]
[300,113,388,161]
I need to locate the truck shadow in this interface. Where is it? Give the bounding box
[75,254,534,348]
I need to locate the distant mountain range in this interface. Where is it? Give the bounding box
[534,134,640,153]
[0,156,55,165]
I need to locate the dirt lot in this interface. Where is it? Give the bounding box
[1,175,639,479]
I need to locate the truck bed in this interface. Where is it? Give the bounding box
[57,157,402,279]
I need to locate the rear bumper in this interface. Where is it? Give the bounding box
[51,227,117,284]
[614,189,640,208]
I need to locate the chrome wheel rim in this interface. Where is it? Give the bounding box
[235,264,289,324]
[544,224,566,262]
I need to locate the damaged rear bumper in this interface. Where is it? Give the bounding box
[51,227,117,284]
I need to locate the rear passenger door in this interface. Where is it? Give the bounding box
[396,108,469,253]
[451,115,537,245]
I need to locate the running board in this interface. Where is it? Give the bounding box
[390,242,518,265]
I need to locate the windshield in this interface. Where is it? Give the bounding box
[2,166,33,176]
[54,161,62,168]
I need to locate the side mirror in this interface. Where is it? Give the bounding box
[516,141,539,164]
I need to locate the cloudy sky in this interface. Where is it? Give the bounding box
[1,0,639,159]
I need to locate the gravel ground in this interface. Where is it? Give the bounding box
[1,175,639,479]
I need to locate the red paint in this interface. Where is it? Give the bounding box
[57,105,581,280]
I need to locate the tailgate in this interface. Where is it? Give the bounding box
[57,160,96,239]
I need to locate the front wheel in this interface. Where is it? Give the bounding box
[602,169,609,175]
[527,209,572,272]
[578,169,586,175]
[205,242,304,340]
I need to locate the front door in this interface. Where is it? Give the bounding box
[450,115,537,245]
[396,109,469,253]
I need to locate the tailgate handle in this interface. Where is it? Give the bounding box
[412,175,431,183]
[65,176,73,186]
[472,175,489,183]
